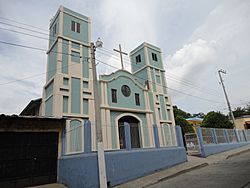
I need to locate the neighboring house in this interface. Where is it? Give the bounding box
[186,117,203,133]
[0,115,65,187]
[235,115,250,130]
[22,6,176,153]
[20,98,42,116]
[186,117,203,126]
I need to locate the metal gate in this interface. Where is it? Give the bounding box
[185,133,200,155]
[0,132,58,188]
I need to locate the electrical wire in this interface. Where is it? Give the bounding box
[0,39,227,105]
[97,49,223,98]
[0,16,48,32]
[0,19,224,97]
[0,18,241,105]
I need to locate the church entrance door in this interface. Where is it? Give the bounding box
[118,116,141,149]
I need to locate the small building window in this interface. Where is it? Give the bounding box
[135,93,140,106]
[63,96,69,113]
[156,95,159,101]
[135,54,141,63]
[167,109,172,121]
[152,53,158,61]
[145,80,150,90]
[83,99,89,114]
[165,96,168,103]
[63,77,69,86]
[77,23,80,33]
[52,23,57,37]
[83,81,88,89]
[71,21,80,33]
[71,21,75,31]
[111,89,117,103]
[156,75,161,84]
[158,108,162,120]
[72,41,80,49]
[71,51,81,63]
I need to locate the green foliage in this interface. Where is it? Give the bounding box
[192,112,205,118]
[173,105,191,119]
[175,116,194,133]
[233,103,250,118]
[202,111,233,129]
[233,107,245,118]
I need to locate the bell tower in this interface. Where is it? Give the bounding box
[41,6,95,124]
[130,43,175,127]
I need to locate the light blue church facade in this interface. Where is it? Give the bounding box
[41,6,177,153]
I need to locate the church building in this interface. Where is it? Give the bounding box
[26,6,176,153]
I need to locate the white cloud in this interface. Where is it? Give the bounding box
[0,0,249,115]
[167,39,217,70]
[165,0,250,113]
[98,0,158,51]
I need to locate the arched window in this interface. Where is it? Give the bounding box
[69,120,82,152]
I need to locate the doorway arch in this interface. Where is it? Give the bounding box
[118,115,141,149]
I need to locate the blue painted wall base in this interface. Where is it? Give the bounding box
[58,147,187,188]
[201,142,249,157]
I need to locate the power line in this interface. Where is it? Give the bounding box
[0,27,50,41]
[0,20,224,98]
[166,76,222,97]
[94,58,225,104]
[0,25,83,48]
[0,40,47,52]
[0,16,48,32]
[0,19,231,105]
[0,21,48,36]
[166,71,220,93]
[0,40,88,86]
[96,48,223,98]
[0,40,84,57]
[97,47,223,97]
[102,46,221,95]
[0,39,226,104]
[166,73,221,95]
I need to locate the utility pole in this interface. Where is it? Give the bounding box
[218,69,236,128]
[90,41,103,142]
[90,39,107,188]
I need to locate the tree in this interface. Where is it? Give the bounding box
[192,112,205,118]
[233,107,245,118]
[232,103,250,117]
[201,111,233,129]
[175,116,194,134]
[173,106,191,119]
[244,103,250,115]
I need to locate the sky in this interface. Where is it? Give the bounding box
[0,0,250,115]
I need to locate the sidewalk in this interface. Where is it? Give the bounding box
[114,144,250,188]
[28,183,67,188]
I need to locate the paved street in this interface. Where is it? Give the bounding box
[147,150,250,188]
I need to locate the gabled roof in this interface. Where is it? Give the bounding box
[20,98,42,116]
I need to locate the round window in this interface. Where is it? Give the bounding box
[121,85,131,97]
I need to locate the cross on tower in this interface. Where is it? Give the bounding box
[113,44,128,70]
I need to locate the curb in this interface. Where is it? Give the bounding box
[143,163,208,188]
[116,145,250,188]
[158,163,208,182]
[226,147,250,160]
